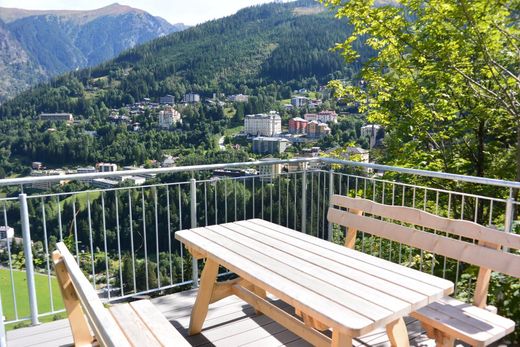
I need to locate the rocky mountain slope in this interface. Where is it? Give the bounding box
[0,3,187,102]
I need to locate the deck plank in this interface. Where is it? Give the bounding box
[7,286,435,347]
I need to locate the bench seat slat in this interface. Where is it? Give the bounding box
[411,297,515,346]
[110,304,161,346]
[130,300,191,347]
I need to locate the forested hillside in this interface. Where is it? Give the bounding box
[0,0,369,119]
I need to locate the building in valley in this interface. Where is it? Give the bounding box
[158,106,182,129]
[244,112,282,137]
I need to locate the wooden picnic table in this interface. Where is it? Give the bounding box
[175,219,454,347]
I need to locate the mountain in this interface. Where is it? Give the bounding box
[0,3,187,102]
[0,0,373,118]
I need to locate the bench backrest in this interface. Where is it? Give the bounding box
[53,242,131,347]
[327,195,520,308]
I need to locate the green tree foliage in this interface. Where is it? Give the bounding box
[323,0,519,182]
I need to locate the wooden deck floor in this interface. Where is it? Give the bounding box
[7,289,435,347]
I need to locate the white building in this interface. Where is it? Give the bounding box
[228,94,249,102]
[244,112,282,137]
[291,96,309,108]
[39,113,74,123]
[158,106,182,129]
[182,93,201,103]
[304,111,338,124]
[96,163,118,172]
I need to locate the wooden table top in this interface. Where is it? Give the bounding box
[175,219,454,337]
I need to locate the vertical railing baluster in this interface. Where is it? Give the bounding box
[72,198,80,264]
[316,171,321,237]
[243,178,247,221]
[252,177,256,219]
[328,170,334,241]
[2,202,18,320]
[128,190,137,293]
[101,192,110,299]
[19,193,39,325]
[154,188,160,289]
[224,179,228,223]
[301,168,307,234]
[286,176,289,227]
[87,193,96,286]
[234,179,237,222]
[204,182,208,226]
[57,196,63,241]
[115,191,124,296]
[141,188,149,291]
[40,198,54,312]
[190,178,199,288]
[166,187,173,285]
[293,173,297,229]
[178,185,184,283]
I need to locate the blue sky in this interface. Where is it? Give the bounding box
[0,0,277,25]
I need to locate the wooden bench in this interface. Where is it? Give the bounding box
[52,242,190,347]
[328,195,519,347]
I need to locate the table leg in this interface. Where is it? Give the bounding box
[386,317,410,347]
[332,330,352,347]
[252,285,266,315]
[189,258,219,335]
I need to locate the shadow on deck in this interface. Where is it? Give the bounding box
[7,289,434,347]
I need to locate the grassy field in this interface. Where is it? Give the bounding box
[0,269,64,328]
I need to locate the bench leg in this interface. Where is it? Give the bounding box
[386,317,410,347]
[189,258,220,335]
[332,330,352,347]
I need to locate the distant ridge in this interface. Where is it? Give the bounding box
[0,3,187,101]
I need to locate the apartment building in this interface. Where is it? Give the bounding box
[158,106,182,129]
[244,112,282,137]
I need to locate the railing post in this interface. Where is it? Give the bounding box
[0,295,5,347]
[327,169,334,242]
[19,193,39,325]
[301,167,307,234]
[190,178,199,288]
[504,197,514,233]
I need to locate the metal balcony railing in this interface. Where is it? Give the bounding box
[0,157,517,337]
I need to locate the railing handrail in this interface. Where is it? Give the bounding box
[0,157,319,187]
[321,157,520,190]
[1,156,520,190]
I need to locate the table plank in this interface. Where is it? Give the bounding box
[210,224,411,315]
[219,222,427,310]
[175,230,374,337]
[194,227,393,323]
[247,219,453,297]
[175,229,375,336]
